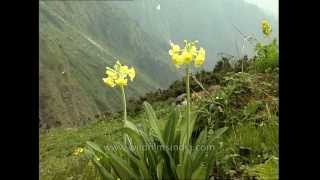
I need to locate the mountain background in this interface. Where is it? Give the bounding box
[39,0,278,129]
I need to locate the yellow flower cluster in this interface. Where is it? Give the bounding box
[261,20,272,37]
[168,40,206,68]
[103,61,136,87]
[73,147,84,156]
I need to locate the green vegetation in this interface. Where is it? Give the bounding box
[40,69,278,179]
[86,102,228,180]
[40,102,172,180]
[40,42,278,179]
[245,156,278,180]
[254,39,279,73]
[39,2,278,179]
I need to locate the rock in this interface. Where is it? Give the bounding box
[175,93,186,105]
[208,85,221,92]
[192,91,208,98]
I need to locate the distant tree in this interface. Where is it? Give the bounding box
[213,57,233,74]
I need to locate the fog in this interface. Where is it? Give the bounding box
[245,0,278,19]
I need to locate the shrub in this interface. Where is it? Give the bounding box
[254,39,278,73]
[246,156,278,180]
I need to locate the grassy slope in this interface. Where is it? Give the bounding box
[40,101,171,180]
[40,70,278,180]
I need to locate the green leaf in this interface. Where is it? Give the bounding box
[122,121,145,148]
[86,141,107,156]
[156,159,164,180]
[191,165,207,180]
[182,149,193,179]
[195,127,207,146]
[92,157,115,179]
[85,148,115,179]
[176,164,185,180]
[86,141,111,165]
[192,128,208,171]
[143,102,165,144]
[206,147,217,179]
[143,102,178,178]
[163,109,178,146]
[209,127,228,143]
[121,147,152,179]
[106,151,139,179]
[124,120,140,133]
[179,111,198,147]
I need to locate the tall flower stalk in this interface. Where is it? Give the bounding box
[103,60,135,124]
[120,85,127,122]
[85,39,231,180]
[185,67,191,139]
[169,40,206,141]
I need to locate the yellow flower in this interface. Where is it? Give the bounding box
[261,20,272,36]
[73,147,84,156]
[106,69,118,80]
[171,43,181,52]
[114,60,122,71]
[169,49,173,56]
[120,65,129,74]
[190,45,197,56]
[103,77,116,87]
[115,78,128,86]
[169,43,181,56]
[103,61,135,88]
[181,50,193,64]
[171,53,184,68]
[96,157,101,161]
[171,53,178,62]
[194,48,206,67]
[198,47,205,56]
[169,40,206,68]
[194,55,205,66]
[128,67,135,81]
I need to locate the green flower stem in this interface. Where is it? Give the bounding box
[186,67,191,141]
[120,85,127,123]
[121,85,129,146]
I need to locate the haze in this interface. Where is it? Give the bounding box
[245,0,278,19]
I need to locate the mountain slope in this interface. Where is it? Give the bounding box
[39,1,179,128]
[111,0,278,70]
[39,0,278,128]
